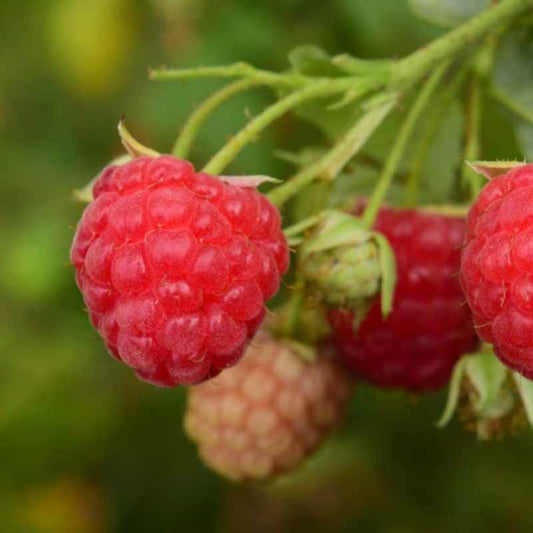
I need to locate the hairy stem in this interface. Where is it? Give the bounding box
[173,79,260,159]
[281,278,305,338]
[203,78,378,175]
[283,213,325,238]
[268,97,396,206]
[151,62,311,88]
[462,73,484,198]
[391,0,530,90]
[363,62,450,228]
[405,64,470,206]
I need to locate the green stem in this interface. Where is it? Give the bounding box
[283,213,325,238]
[363,62,450,228]
[202,78,375,175]
[390,0,530,90]
[267,96,397,206]
[150,62,311,88]
[462,73,484,198]
[281,279,305,338]
[173,79,260,159]
[405,64,470,206]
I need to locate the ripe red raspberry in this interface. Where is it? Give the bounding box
[329,206,478,391]
[70,156,289,386]
[461,163,533,379]
[184,332,353,481]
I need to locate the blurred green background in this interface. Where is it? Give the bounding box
[1,0,532,531]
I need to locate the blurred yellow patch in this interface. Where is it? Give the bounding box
[17,478,109,533]
[47,0,134,99]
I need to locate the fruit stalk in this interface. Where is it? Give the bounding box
[461,73,483,197]
[202,77,381,175]
[150,62,311,88]
[362,61,449,228]
[173,79,260,159]
[267,97,396,206]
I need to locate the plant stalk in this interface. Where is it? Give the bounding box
[203,78,378,175]
[173,79,260,159]
[268,97,396,206]
[363,61,450,228]
[391,0,530,89]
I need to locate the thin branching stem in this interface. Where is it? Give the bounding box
[173,79,261,159]
[362,61,451,228]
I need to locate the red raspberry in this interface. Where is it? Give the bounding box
[329,206,478,391]
[461,163,533,379]
[184,332,353,481]
[70,156,289,386]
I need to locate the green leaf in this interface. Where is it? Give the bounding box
[516,121,533,160]
[493,30,533,121]
[288,45,345,77]
[374,233,397,317]
[492,30,533,159]
[295,96,363,141]
[408,0,489,28]
[287,46,393,139]
[328,96,464,206]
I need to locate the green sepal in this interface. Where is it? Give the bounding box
[302,211,367,253]
[466,159,526,179]
[437,356,468,428]
[466,352,510,414]
[438,349,521,439]
[73,154,132,203]
[374,233,397,318]
[118,119,160,158]
[512,373,533,427]
[351,299,373,331]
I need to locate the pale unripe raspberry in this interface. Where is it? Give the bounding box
[184,333,353,481]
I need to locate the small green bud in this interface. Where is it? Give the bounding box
[300,211,396,315]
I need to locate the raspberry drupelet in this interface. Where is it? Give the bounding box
[329,206,478,392]
[184,332,353,481]
[70,156,289,386]
[461,163,533,379]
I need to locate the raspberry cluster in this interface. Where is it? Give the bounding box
[461,163,533,379]
[329,206,478,391]
[184,333,352,481]
[70,156,289,386]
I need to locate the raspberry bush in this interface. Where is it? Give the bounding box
[68,0,533,485]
